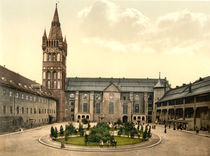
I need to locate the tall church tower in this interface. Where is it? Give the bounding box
[42,5,67,122]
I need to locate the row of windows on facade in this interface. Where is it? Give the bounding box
[45,80,62,89]
[81,103,141,114]
[2,105,55,115]
[69,93,149,101]
[1,88,53,104]
[43,71,62,80]
[157,95,210,107]
[43,53,65,62]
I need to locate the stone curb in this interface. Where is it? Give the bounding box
[38,134,162,152]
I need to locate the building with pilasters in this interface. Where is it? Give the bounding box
[65,77,169,123]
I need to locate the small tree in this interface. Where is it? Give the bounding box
[118,127,123,136]
[87,122,90,130]
[54,127,58,139]
[79,124,84,136]
[82,118,88,124]
[116,119,122,126]
[130,128,137,139]
[143,127,147,141]
[65,129,69,141]
[60,125,64,136]
[84,134,88,145]
[147,126,151,138]
[50,126,54,137]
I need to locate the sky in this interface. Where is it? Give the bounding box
[0,0,210,88]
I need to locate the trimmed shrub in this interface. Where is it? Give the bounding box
[60,125,64,136]
[54,127,58,139]
[50,126,54,137]
[79,124,84,136]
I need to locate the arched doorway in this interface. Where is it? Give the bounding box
[122,116,128,123]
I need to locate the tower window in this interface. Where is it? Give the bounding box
[44,53,47,61]
[47,71,51,79]
[53,81,57,89]
[48,53,51,61]
[57,53,61,61]
[53,71,57,79]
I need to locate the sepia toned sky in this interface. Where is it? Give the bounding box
[0,0,210,87]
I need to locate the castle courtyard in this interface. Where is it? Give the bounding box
[0,123,209,156]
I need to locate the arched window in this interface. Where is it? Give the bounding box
[52,53,56,61]
[83,103,87,112]
[46,71,51,79]
[57,81,61,89]
[123,104,128,114]
[53,81,57,89]
[96,103,100,114]
[57,71,62,79]
[44,53,47,61]
[48,53,51,61]
[57,53,60,61]
[53,71,57,79]
[47,80,50,89]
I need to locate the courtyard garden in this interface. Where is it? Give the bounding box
[50,119,152,147]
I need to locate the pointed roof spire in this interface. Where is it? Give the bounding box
[154,72,164,88]
[48,4,63,40]
[52,3,60,23]
[43,29,47,38]
[64,36,67,43]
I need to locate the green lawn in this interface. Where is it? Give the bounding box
[56,136,143,146]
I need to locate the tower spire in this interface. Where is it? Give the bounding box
[48,4,63,40]
[43,28,47,38]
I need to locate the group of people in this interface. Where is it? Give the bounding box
[99,140,117,148]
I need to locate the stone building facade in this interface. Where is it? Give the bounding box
[155,77,210,131]
[0,65,56,133]
[65,78,169,123]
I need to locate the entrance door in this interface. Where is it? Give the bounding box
[122,116,128,123]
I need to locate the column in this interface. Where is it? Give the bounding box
[89,92,94,121]
[144,93,148,122]
[74,91,79,121]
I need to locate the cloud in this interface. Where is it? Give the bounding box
[78,0,150,43]
[78,0,210,55]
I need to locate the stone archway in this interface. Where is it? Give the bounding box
[122,116,128,123]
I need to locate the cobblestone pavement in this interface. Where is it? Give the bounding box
[0,123,209,156]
